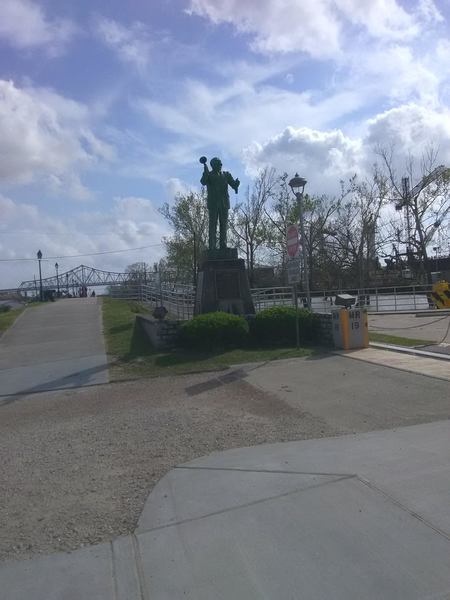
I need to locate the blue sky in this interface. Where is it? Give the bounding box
[1,0,450,287]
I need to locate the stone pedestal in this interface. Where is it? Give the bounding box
[194,249,255,316]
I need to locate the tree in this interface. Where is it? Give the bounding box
[125,262,153,283]
[159,191,208,285]
[229,167,276,285]
[378,145,450,283]
[264,173,340,288]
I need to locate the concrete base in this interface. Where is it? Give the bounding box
[136,314,181,350]
[194,255,255,316]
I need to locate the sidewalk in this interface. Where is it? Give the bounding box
[0,298,108,398]
[2,419,449,599]
[339,345,450,381]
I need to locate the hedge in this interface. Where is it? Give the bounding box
[180,311,249,350]
[250,306,320,345]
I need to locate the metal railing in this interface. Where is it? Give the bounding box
[252,284,437,313]
[140,282,195,320]
[108,282,439,318]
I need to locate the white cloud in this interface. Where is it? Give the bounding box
[0,0,77,55]
[415,0,444,24]
[348,44,441,107]
[334,0,418,40]
[0,195,169,288]
[243,104,450,194]
[165,178,192,199]
[138,77,368,164]
[365,104,450,164]
[187,0,418,58]
[95,17,152,72]
[244,126,363,193]
[188,0,341,58]
[0,80,115,199]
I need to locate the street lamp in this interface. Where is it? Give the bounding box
[37,249,43,301]
[55,262,60,295]
[288,174,310,310]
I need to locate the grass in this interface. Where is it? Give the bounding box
[101,297,315,380]
[369,331,435,347]
[0,308,24,335]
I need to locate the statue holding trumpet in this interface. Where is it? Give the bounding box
[199,156,240,251]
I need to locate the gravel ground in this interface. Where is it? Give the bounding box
[1,356,448,563]
[0,367,331,562]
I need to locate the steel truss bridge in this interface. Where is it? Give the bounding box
[17,264,154,294]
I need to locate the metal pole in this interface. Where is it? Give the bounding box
[38,259,43,301]
[296,191,311,310]
[293,285,299,348]
[193,229,197,288]
[55,263,60,295]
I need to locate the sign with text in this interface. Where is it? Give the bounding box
[286,224,300,258]
[287,257,301,284]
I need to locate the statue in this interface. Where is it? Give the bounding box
[200,156,240,250]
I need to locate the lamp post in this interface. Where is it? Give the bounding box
[55,262,60,296]
[432,246,440,272]
[289,174,311,310]
[37,250,43,301]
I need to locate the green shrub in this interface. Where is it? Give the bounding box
[0,304,11,313]
[250,306,319,345]
[180,311,249,350]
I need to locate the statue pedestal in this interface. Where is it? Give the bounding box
[194,249,255,316]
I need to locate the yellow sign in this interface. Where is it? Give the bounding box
[428,281,450,309]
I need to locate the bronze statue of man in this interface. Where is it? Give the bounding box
[200,156,240,250]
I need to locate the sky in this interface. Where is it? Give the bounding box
[1,0,450,288]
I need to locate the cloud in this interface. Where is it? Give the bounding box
[365,104,450,163]
[187,0,418,58]
[138,76,368,165]
[243,104,450,194]
[0,79,115,199]
[244,126,363,192]
[0,0,77,55]
[95,17,152,72]
[165,178,192,199]
[0,195,169,288]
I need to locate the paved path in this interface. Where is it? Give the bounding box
[0,298,108,398]
[369,312,450,352]
[1,419,449,599]
[339,346,450,381]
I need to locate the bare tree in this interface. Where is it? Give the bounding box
[378,145,450,283]
[322,169,390,288]
[229,167,276,285]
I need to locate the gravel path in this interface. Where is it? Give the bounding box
[1,355,448,563]
[0,368,330,562]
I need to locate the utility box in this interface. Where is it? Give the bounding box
[331,307,369,350]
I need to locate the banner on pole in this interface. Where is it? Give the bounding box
[286,224,300,258]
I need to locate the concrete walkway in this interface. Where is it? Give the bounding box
[339,346,450,381]
[1,419,449,599]
[0,298,108,399]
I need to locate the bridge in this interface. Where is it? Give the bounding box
[17,265,155,295]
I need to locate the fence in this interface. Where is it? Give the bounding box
[109,281,195,320]
[109,282,439,319]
